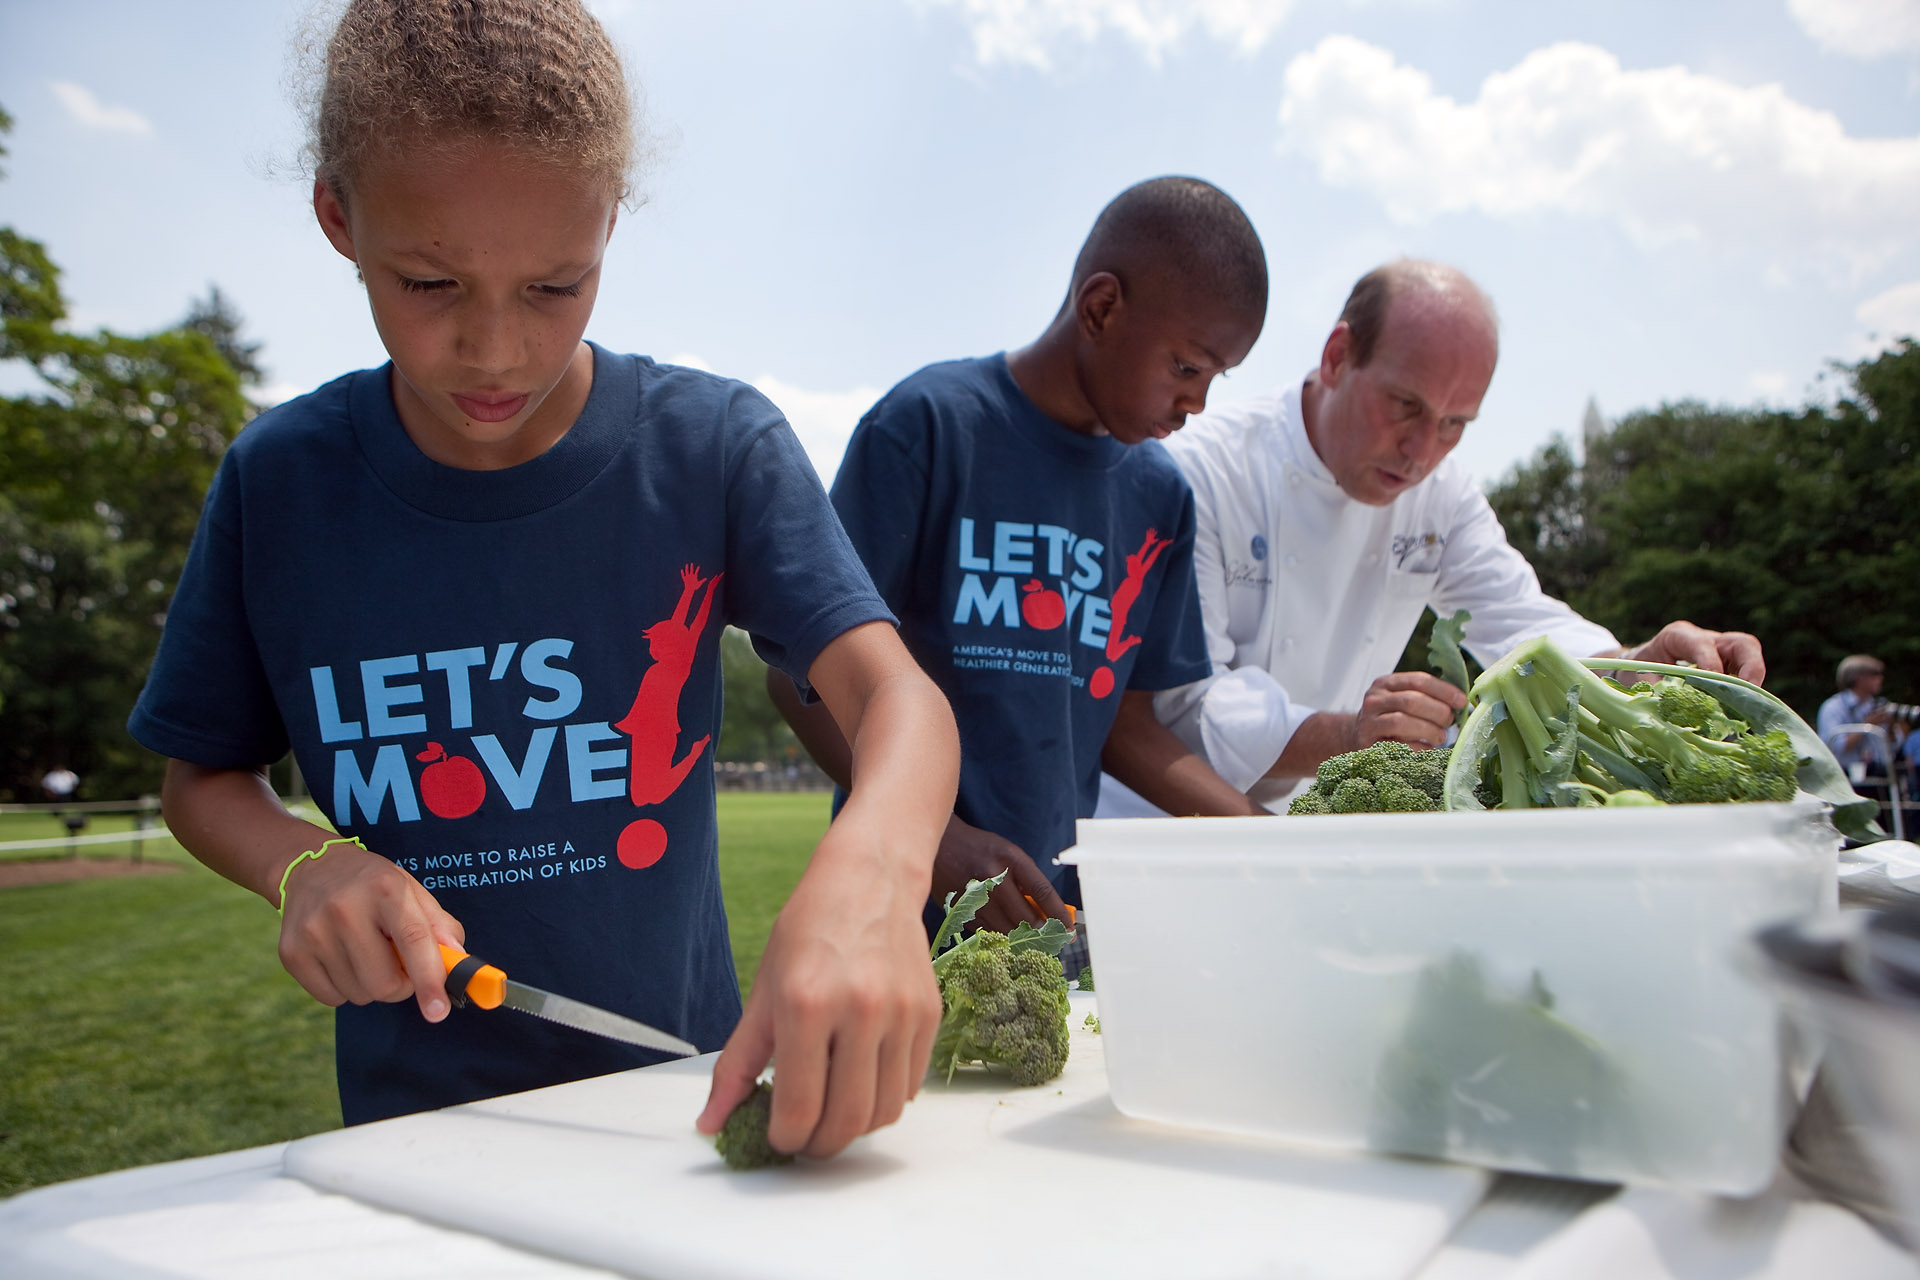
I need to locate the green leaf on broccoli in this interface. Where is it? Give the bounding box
[1427,608,1472,728]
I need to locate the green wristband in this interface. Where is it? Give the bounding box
[277,836,366,916]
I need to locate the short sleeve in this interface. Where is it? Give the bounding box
[720,396,895,695]
[126,456,291,769]
[827,399,930,614]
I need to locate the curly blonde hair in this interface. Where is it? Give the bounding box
[306,0,635,203]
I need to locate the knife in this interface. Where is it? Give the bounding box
[431,942,698,1058]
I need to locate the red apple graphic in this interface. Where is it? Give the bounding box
[1020,579,1066,630]
[416,742,485,819]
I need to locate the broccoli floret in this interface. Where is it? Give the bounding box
[1288,789,1332,815]
[1330,776,1378,813]
[1288,742,1455,814]
[927,873,1072,1087]
[1666,728,1797,803]
[1443,636,1810,813]
[1083,1013,1101,1033]
[1653,680,1745,740]
[1076,965,1094,992]
[1317,753,1359,788]
[714,1081,792,1170]
[1377,775,1437,812]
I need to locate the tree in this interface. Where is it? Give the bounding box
[1483,342,1920,721]
[182,285,265,388]
[0,109,256,798]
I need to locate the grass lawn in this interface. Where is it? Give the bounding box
[0,791,827,1197]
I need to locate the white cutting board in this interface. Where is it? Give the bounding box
[285,994,1488,1280]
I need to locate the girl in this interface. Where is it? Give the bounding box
[131,0,957,1160]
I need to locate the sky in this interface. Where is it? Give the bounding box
[3,0,1919,487]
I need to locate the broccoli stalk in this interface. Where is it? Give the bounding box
[1441,636,1881,840]
[927,872,1072,1086]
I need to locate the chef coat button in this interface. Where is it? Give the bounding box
[1280,636,1295,651]
[1364,634,1375,645]
[1288,472,1302,486]
[1284,553,1298,566]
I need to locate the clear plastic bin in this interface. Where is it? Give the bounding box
[1059,800,1838,1194]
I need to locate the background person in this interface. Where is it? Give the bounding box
[1818,654,1896,784]
[1101,259,1765,814]
[771,176,1270,939]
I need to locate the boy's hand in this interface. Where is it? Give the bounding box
[277,841,465,1023]
[932,815,1069,933]
[696,821,941,1160]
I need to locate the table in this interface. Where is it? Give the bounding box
[2,994,1911,1279]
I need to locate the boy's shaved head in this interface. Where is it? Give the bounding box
[1070,176,1268,323]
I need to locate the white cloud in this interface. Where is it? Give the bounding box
[1854,279,1920,354]
[1276,37,1920,281]
[47,80,153,136]
[753,376,881,486]
[1787,0,1920,60]
[1748,370,1792,399]
[913,0,1304,69]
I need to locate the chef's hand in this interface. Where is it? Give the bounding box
[1354,671,1465,751]
[696,818,941,1160]
[278,837,465,1023]
[1618,621,1766,685]
[932,814,1069,933]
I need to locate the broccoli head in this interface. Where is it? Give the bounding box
[927,872,1073,1087]
[1288,742,1455,815]
[932,933,1071,1085]
[714,1080,793,1170]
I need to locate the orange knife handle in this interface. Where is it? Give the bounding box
[1023,895,1077,927]
[437,942,506,1010]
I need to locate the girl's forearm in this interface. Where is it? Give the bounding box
[161,760,339,906]
[835,668,958,888]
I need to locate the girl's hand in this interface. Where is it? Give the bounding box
[695,820,941,1160]
[277,840,466,1023]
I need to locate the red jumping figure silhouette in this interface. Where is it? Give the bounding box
[1104,527,1170,662]
[617,564,723,809]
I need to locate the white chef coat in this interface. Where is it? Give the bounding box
[1098,380,1618,815]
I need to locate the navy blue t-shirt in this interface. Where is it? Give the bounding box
[831,355,1212,904]
[129,345,891,1124]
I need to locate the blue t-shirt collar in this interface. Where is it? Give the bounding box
[352,341,632,521]
[991,353,1131,471]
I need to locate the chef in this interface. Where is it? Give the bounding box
[1099,259,1766,814]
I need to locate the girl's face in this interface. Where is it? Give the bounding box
[315,142,618,470]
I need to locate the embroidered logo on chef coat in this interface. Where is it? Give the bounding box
[1391,531,1446,573]
[1251,534,1268,561]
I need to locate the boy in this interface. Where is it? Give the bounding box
[772,176,1270,935]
